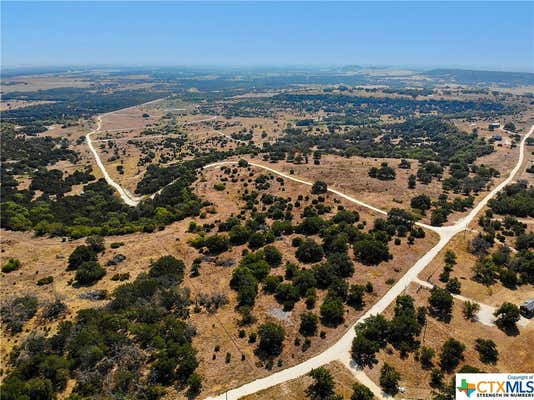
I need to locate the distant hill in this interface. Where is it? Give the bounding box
[424,68,534,86]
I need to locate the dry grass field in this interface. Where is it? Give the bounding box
[2,71,533,400]
[0,160,439,398]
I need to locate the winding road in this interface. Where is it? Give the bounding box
[85,107,533,399]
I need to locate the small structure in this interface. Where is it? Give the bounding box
[491,134,502,141]
[520,299,534,318]
[488,122,500,131]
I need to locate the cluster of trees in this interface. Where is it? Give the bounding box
[1,255,201,400]
[2,86,167,126]
[472,245,533,289]
[1,125,78,175]
[489,182,534,218]
[468,207,534,292]
[29,167,95,196]
[204,204,419,330]
[262,118,495,171]
[67,236,107,285]
[437,250,461,294]
[427,194,475,227]
[368,162,396,180]
[350,292,499,396]
[227,93,507,120]
[351,295,426,371]
[442,163,499,195]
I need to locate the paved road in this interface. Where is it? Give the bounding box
[85,107,532,399]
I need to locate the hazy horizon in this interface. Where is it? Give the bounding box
[1,1,533,73]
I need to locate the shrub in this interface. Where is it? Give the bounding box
[111,272,130,281]
[1,295,38,333]
[2,258,20,273]
[42,298,67,319]
[75,261,106,285]
[37,276,54,286]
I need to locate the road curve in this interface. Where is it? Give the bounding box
[86,116,145,206]
[204,124,533,400]
[85,108,532,399]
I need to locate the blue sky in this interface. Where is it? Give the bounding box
[2,1,532,72]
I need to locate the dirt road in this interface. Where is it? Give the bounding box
[85,105,533,399]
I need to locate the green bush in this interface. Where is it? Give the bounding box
[37,276,54,286]
[75,261,106,285]
[2,258,20,273]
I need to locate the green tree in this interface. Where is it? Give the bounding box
[307,367,335,400]
[411,194,432,211]
[353,239,391,265]
[428,286,453,322]
[475,338,498,364]
[67,245,96,270]
[299,312,318,337]
[439,338,465,372]
[296,239,324,263]
[351,335,379,368]
[379,363,400,395]
[257,322,285,358]
[311,181,328,194]
[320,296,345,326]
[347,284,366,309]
[351,382,374,400]
[444,250,457,265]
[149,255,185,283]
[263,245,282,267]
[229,225,251,245]
[187,373,202,397]
[446,277,461,294]
[493,302,520,333]
[420,346,435,369]
[408,174,416,189]
[463,301,480,321]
